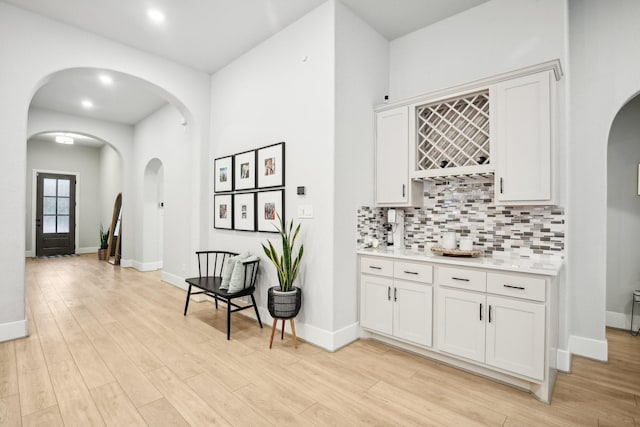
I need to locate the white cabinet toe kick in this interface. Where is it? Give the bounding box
[358,253,560,403]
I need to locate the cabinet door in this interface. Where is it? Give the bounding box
[375,107,409,204]
[393,280,433,347]
[494,71,552,203]
[437,288,486,363]
[485,296,545,380]
[360,274,393,335]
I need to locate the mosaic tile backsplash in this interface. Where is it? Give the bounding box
[357,178,564,259]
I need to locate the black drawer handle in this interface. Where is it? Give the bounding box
[403,271,419,275]
[452,277,470,282]
[369,266,382,270]
[479,303,483,321]
[504,284,525,290]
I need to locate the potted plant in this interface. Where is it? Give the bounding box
[262,215,304,319]
[98,225,109,260]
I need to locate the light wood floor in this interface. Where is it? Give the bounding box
[0,255,639,426]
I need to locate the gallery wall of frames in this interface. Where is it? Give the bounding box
[213,142,285,233]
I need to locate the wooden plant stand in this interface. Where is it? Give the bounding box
[269,318,297,349]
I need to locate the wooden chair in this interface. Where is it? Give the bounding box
[183,250,263,340]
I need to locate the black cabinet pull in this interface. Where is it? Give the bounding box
[479,303,483,321]
[394,287,397,302]
[403,271,419,275]
[402,184,406,197]
[369,266,382,270]
[504,284,525,290]
[500,177,504,194]
[387,286,391,301]
[489,305,492,323]
[452,277,470,282]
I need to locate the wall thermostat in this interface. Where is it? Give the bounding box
[297,186,305,195]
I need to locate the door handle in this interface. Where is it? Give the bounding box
[387,286,391,301]
[394,287,397,302]
[488,305,492,323]
[479,303,483,321]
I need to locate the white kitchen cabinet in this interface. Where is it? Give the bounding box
[375,106,422,207]
[437,284,546,380]
[485,295,545,380]
[437,287,486,363]
[360,274,393,336]
[493,70,552,204]
[360,256,433,347]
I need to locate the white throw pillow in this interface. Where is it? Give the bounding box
[227,255,259,293]
[220,252,250,289]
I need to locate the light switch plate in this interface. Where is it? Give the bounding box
[297,205,313,219]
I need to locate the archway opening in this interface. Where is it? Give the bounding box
[606,94,640,332]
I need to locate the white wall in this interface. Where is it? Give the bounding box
[0,2,210,341]
[210,2,337,346]
[333,2,389,333]
[606,97,640,329]
[133,105,192,280]
[389,0,567,101]
[26,139,101,253]
[566,0,640,360]
[100,144,123,229]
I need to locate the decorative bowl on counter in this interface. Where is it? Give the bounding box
[431,246,483,258]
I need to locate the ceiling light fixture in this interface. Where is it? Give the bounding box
[55,136,74,145]
[81,99,93,108]
[99,74,113,85]
[147,9,165,23]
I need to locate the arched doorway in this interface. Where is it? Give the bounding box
[142,158,164,270]
[606,94,640,331]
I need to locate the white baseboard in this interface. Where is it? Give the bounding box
[132,260,163,272]
[25,250,34,258]
[0,319,29,343]
[568,334,608,362]
[120,259,133,268]
[606,310,629,330]
[161,271,187,290]
[556,349,571,372]
[77,246,98,255]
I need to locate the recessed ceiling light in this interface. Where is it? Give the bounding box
[147,9,165,23]
[81,99,93,108]
[99,74,113,85]
[55,136,74,145]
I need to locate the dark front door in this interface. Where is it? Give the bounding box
[36,173,76,257]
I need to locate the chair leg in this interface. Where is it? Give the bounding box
[290,319,298,349]
[269,318,278,349]
[281,319,285,340]
[250,294,263,328]
[183,284,192,316]
[214,295,218,310]
[226,299,231,340]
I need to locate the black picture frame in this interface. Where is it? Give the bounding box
[257,142,285,189]
[233,192,256,231]
[233,149,257,191]
[214,156,233,193]
[257,189,285,233]
[214,194,233,229]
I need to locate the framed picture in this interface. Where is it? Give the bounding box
[257,142,285,188]
[214,194,233,229]
[234,149,256,191]
[214,156,233,193]
[233,192,256,231]
[257,189,284,233]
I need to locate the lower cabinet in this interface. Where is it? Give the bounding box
[437,287,545,380]
[360,274,433,347]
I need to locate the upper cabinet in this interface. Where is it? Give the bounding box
[375,106,422,207]
[374,60,562,207]
[493,71,552,205]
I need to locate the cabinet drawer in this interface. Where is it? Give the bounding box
[360,257,393,277]
[438,266,486,292]
[394,261,433,283]
[487,273,545,302]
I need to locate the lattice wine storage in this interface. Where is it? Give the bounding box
[415,90,491,174]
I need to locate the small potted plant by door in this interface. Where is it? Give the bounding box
[262,215,304,347]
[98,225,109,260]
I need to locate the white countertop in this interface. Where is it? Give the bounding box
[357,247,563,276]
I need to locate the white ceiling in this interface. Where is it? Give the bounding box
[31,68,168,125]
[11,0,490,125]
